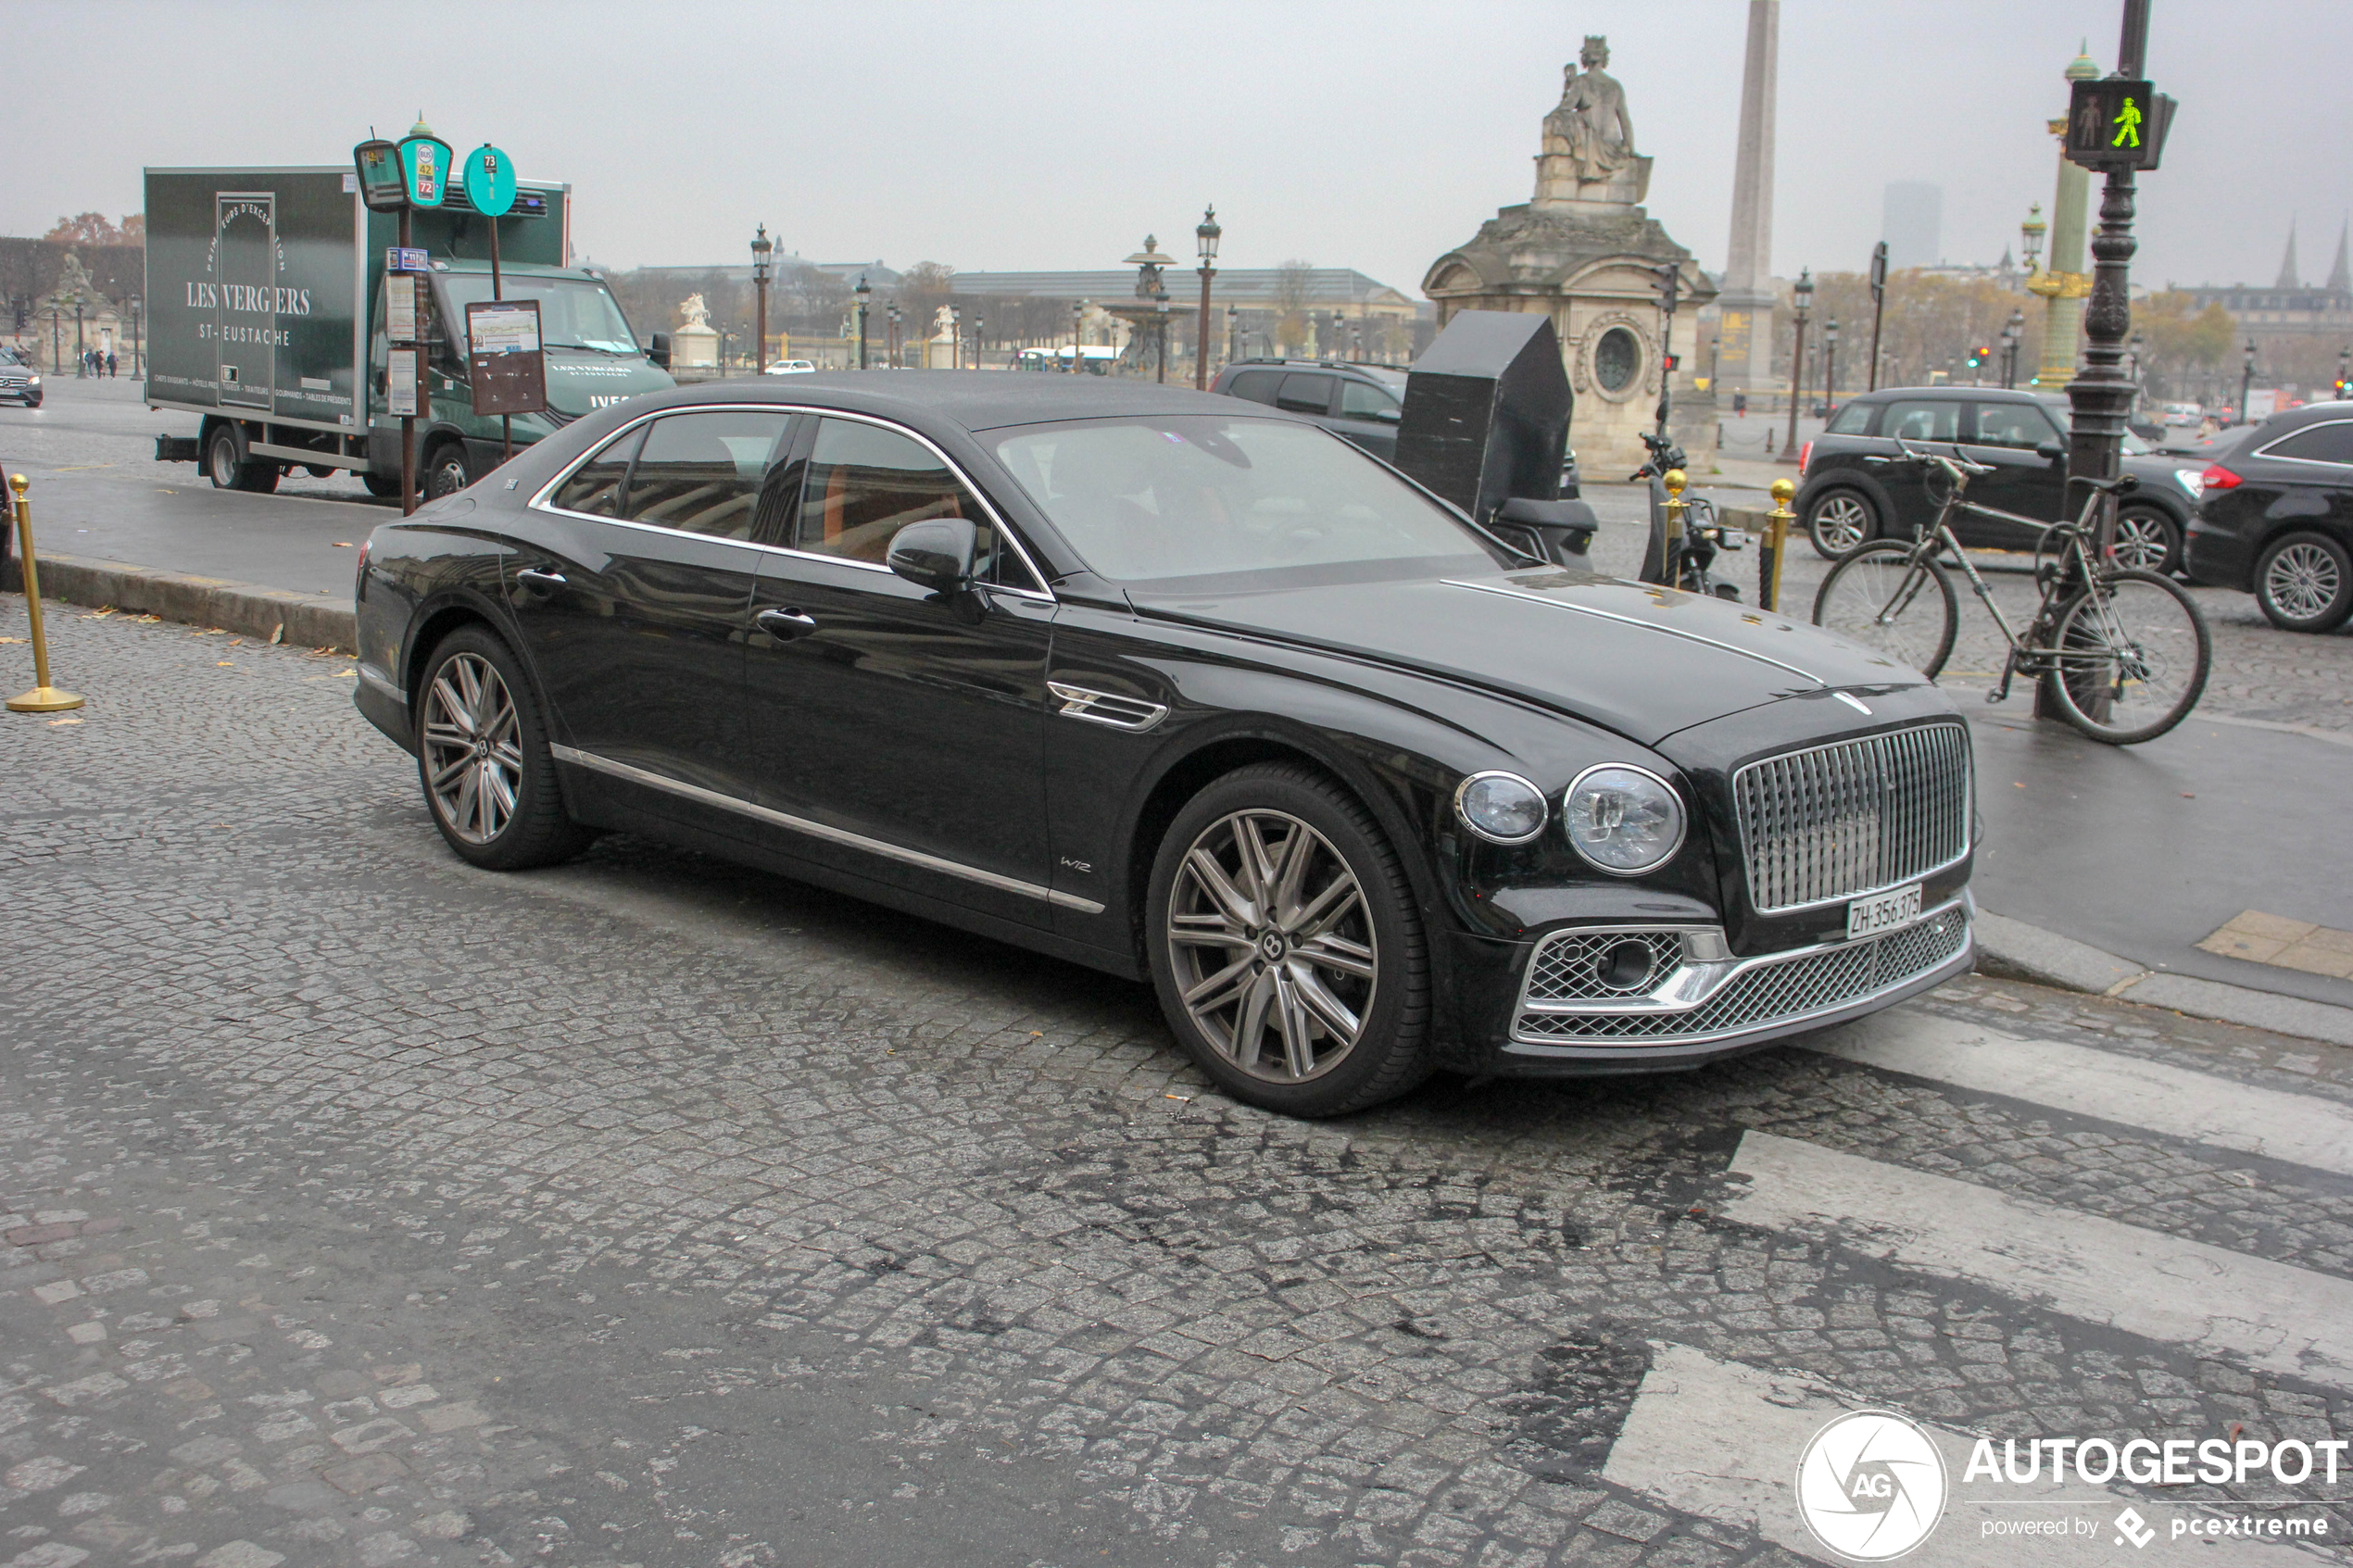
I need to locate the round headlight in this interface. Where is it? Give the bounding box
[1562,764,1685,874]
[1454,771,1548,845]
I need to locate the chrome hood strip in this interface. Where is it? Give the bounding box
[1441,578,1828,687]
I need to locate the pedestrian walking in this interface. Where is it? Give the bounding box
[106,350,117,378]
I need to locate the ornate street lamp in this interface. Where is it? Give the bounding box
[1193,205,1220,390]
[1824,318,1841,417]
[128,294,144,378]
[973,315,986,370]
[1227,303,1239,364]
[2128,328,2145,417]
[2003,307,2026,389]
[1071,299,1087,373]
[887,302,902,368]
[1780,268,1812,462]
[2020,204,2047,278]
[950,305,961,370]
[749,224,774,374]
[855,274,871,370]
[1153,292,1170,383]
[2241,339,2256,422]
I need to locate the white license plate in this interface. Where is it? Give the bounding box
[1847,883,1922,940]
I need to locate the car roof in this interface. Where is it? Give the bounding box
[1849,386,2031,403]
[624,369,1290,433]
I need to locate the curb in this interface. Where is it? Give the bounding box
[3,552,355,654]
[1975,909,2353,1048]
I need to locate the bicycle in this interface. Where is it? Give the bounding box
[1811,440,2211,745]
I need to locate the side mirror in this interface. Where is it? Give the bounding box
[2036,441,2065,461]
[1370,405,1402,423]
[648,332,672,370]
[887,517,977,596]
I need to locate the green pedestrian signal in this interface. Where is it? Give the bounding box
[2066,78,2173,171]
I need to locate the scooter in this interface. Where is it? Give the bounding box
[1631,430,1743,599]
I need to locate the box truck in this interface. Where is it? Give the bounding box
[145,166,675,497]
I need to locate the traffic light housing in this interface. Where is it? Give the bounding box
[2065,78,2175,172]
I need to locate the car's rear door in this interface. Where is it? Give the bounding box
[742,414,1060,927]
[1957,400,2068,547]
[502,407,797,820]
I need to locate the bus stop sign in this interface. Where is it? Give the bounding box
[460,144,517,218]
[2065,78,2175,172]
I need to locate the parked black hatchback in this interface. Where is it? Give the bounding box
[1213,358,1580,494]
[1794,386,2196,571]
[2183,401,2353,632]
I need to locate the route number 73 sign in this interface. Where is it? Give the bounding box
[2065,78,2176,172]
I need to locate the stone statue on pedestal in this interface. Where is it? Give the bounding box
[1534,36,1653,207]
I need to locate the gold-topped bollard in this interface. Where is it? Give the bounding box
[1661,468,1688,586]
[1759,477,1795,614]
[6,474,83,714]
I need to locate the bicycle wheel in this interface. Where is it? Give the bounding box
[1813,543,1959,678]
[2047,568,2211,745]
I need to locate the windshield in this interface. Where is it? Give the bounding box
[990,415,1501,585]
[439,275,640,355]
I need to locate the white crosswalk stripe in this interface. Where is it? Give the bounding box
[1604,1345,2318,1566]
[1810,1011,2353,1176]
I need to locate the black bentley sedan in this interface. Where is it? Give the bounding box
[2183,402,2353,633]
[1794,386,2197,570]
[353,374,1976,1117]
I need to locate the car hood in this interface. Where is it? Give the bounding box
[543,350,675,418]
[1128,566,1929,747]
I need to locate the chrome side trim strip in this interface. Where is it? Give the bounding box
[1441,578,1828,685]
[1047,681,1169,732]
[548,744,1103,914]
[357,663,407,705]
[522,402,1056,603]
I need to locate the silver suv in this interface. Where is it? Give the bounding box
[0,346,41,408]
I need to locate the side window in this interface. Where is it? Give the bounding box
[1827,402,1874,434]
[1968,403,2059,448]
[549,425,645,518]
[1339,379,1401,420]
[1224,369,1281,405]
[1276,373,1337,415]
[2264,420,2353,465]
[796,417,982,567]
[1880,400,1960,443]
[619,410,796,540]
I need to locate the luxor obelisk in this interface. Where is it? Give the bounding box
[1715,0,1780,398]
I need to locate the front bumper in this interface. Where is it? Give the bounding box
[1451,892,1973,1076]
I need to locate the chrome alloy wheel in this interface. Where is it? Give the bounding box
[1165,809,1377,1085]
[2264,540,2342,621]
[1811,494,1870,555]
[2111,511,2174,571]
[421,653,524,845]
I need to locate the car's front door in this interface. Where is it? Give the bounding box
[744,414,1059,926]
[500,408,798,821]
[1957,400,2068,547]
[1329,376,1403,460]
[1867,398,1966,537]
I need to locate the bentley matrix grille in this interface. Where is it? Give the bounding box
[1514,903,1969,1046]
[1734,724,1971,915]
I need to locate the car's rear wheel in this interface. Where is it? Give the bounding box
[1146,763,1429,1118]
[415,625,597,870]
[204,425,278,493]
[2253,532,2353,633]
[2112,506,2182,574]
[1805,489,1876,558]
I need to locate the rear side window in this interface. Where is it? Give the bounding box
[1224,369,1281,405]
[1827,403,1873,435]
[2263,420,2353,465]
[1879,400,1960,442]
[1276,373,1336,415]
[549,426,645,517]
[621,410,797,540]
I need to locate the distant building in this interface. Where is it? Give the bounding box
[1882,182,1943,271]
[2178,222,2353,342]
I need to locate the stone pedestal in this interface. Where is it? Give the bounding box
[671,323,719,374]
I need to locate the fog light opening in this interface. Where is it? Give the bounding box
[1600,940,1655,991]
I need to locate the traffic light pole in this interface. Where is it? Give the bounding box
[2040,0,2151,721]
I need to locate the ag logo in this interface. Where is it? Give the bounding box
[1794,1410,1948,1561]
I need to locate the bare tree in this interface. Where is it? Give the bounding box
[1273,260,1315,356]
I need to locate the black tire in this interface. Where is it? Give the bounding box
[1805,488,1877,558]
[2252,531,2353,633]
[1813,542,1960,678]
[1145,761,1430,1118]
[414,625,597,871]
[205,425,244,491]
[2112,506,2182,574]
[426,442,474,499]
[2047,569,2212,745]
[361,471,404,499]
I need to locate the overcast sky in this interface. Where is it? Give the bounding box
[11,1,2347,298]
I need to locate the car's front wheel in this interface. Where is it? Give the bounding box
[427,442,474,499]
[415,625,597,870]
[1146,763,1429,1118]
[2253,532,2353,633]
[1805,488,1877,558]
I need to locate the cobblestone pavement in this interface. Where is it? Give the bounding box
[1582,483,2353,736]
[2,604,2350,1567]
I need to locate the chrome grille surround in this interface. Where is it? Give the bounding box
[1511,901,1969,1047]
[1734,723,1972,915]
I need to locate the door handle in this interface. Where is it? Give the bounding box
[757,608,817,642]
[514,568,567,594]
